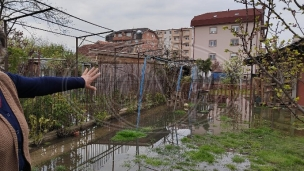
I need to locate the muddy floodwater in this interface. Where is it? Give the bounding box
[30,100,303,171]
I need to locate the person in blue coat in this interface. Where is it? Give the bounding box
[0,29,100,171]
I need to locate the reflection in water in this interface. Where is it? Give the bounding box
[31,98,303,170]
[31,105,189,170]
[251,106,304,136]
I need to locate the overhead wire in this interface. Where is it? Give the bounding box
[32,0,113,31]
[4,6,105,38]
[12,21,97,44]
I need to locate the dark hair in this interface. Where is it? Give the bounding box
[0,30,6,57]
[0,30,5,48]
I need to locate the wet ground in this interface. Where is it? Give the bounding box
[30,98,304,171]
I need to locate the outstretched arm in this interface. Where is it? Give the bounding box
[8,67,100,98]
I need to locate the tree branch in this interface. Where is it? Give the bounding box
[294,0,304,10]
[258,0,300,37]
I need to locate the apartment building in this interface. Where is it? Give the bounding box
[155,28,193,60]
[105,28,159,52]
[191,8,264,63]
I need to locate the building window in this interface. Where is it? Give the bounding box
[174,37,179,41]
[210,27,217,34]
[184,36,189,40]
[184,43,189,46]
[126,33,131,36]
[230,39,239,46]
[152,34,154,37]
[183,50,189,54]
[231,25,240,32]
[209,40,217,47]
[164,31,166,34]
[174,30,179,34]
[209,53,216,60]
[118,34,122,37]
[230,52,238,58]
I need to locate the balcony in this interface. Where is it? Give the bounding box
[172,39,180,43]
[182,46,190,50]
[172,31,181,36]
[182,31,190,36]
[183,38,190,43]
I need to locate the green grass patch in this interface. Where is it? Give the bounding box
[140,126,153,132]
[173,110,186,115]
[186,145,225,163]
[232,155,245,163]
[225,163,237,170]
[124,126,304,170]
[111,129,147,141]
[145,157,169,167]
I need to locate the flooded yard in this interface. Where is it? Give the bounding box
[30,98,304,171]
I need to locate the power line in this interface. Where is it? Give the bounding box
[12,22,97,44]
[32,0,113,31]
[14,22,74,37]
[4,6,105,38]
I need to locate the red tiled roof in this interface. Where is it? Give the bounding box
[191,8,264,27]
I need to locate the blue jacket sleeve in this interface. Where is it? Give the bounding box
[7,73,85,98]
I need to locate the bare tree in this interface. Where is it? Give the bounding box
[0,0,72,34]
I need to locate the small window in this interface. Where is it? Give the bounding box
[209,53,216,60]
[164,31,166,34]
[184,36,189,40]
[210,27,217,34]
[230,39,239,46]
[118,34,122,37]
[231,25,240,32]
[209,40,217,47]
[184,50,189,54]
[184,43,189,47]
[174,36,179,41]
[230,52,238,58]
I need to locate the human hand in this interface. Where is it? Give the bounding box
[81,67,101,91]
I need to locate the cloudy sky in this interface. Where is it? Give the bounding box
[11,0,304,51]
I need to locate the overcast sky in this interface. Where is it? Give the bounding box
[12,0,304,51]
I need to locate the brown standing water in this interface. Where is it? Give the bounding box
[30,99,304,171]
